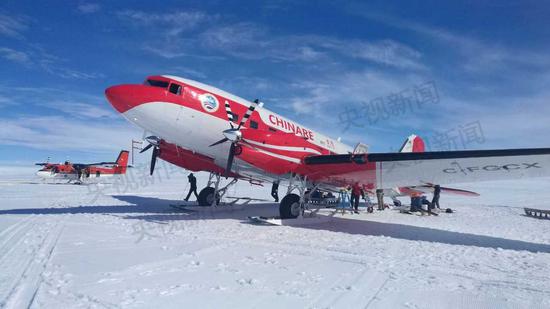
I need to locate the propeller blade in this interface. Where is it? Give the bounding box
[226,143,236,175]
[209,137,229,147]
[140,143,153,153]
[145,135,161,146]
[236,99,259,130]
[224,100,235,129]
[150,147,159,175]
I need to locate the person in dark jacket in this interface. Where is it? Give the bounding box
[184,173,199,201]
[376,189,385,211]
[421,195,432,212]
[432,185,441,209]
[271,181,279,202]
[410,194,422,212]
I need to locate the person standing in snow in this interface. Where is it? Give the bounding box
[350,182,362,213]
[376,189,385,211]
[184,173,199,202]
[271,180,279,202]
[432,185,441,209]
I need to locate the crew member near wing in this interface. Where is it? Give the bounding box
[271,180,279,202]
[184,173,199,202]
[376,189,385,211]
[432,185,441,209]
[350,182,362,214]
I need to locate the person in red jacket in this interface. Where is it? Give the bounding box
[350,182,363,214]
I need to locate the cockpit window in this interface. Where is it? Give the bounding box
[169,83,182,95]
[144,79,169,88]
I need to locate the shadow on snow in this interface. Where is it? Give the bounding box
[1,195,549,253]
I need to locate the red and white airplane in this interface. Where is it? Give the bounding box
[36,150,129,184]
[105,75,550,218]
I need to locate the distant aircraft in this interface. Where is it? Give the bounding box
[105,75,550,218]
[36,150,129,184]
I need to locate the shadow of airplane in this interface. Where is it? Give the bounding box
[303,216,550,253]
[1,195,549,253]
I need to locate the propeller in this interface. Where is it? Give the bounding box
[140,136,161,175]
[209,99,260,175]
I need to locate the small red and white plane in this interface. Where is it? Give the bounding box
[36,150,129,184]
[105,75,550,218]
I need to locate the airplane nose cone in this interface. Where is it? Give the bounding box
[106,84,161,113]
[105,85,135,113]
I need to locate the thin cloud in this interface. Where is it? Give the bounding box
[344,39,423,69]
[0,86,112,118]
[0,94,15,108]
[0,10,102,80]
[0,116,140,152]
[0,47,31,65]
[118,11,424,68]
[198,24,423,67]
[0,12,28,38]
[0,44,103,80]
[47,101,118,119]
[77,3,101,14]
[141,45,225,61]
[117,10,210,36]
[356,10,550,74]
[0,86,133,154]
[168,66,208,79]
[41,65,105,80]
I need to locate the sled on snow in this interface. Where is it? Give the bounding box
[524,207,550,219]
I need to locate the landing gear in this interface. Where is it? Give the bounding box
[278,173,312,219]
[197,173,238,206]
[198,187,220,206]
[279,194,301,219]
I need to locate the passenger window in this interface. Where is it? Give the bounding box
[250,120,258,129]
[169,83,182,95]
[268,127,277,132]
[96,171,101,177]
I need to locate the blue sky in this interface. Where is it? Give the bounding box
[1,1,550,164]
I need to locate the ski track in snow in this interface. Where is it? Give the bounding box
[0,166,550,308]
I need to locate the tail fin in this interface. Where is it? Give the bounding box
[398,134,425,153]
[115,150,129,174]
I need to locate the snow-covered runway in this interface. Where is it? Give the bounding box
[1,165,549,308]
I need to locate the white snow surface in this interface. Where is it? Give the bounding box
[1,163,550,309]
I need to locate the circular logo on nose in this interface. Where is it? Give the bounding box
[199,93,219,113]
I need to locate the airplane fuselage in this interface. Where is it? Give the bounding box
[106,75,354,185]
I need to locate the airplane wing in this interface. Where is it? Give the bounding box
[399,185,480,197]
[302,148,550,189]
